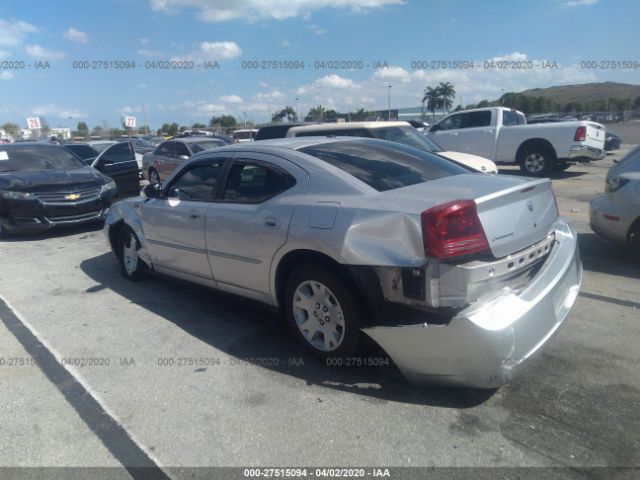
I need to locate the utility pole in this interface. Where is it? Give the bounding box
[387,85,392,121]
[295,98,299,122]
[142,105,148,134]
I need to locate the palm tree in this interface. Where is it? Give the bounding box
[352,108,369,121]
[438,82,456,114]
[422,86,441,122]
[306,105,324,122]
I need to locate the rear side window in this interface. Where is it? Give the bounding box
[461,111,492,128]
[223,162,295,203]
[174,142,190,157]
[299,140,466,192]
[503,110,525,126]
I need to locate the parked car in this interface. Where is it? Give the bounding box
[590,146,640,255]
[285,121,498,173]
[63,143,100,165]
[604,131,622,151]
[255,123,304,140]
[232,129,258,143]
[142,137,227,183]
[0,144,117,237]
[90,142,141,197]
[104,137,582,387]
[428,107,605,175]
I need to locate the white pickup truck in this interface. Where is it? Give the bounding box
[427,107,605,175]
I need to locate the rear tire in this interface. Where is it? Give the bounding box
[627,220,640,260]
[148,168,160,184]
[284,265,363,359]
[117,225,146,281]
[518,144,555,176]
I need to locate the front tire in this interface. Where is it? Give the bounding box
[117,225,146,281]
[627,220,640,260]
[518,145,555,176]
[284,265,363,359]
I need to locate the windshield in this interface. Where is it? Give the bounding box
[369,126,443,152]
[0,146,86,173]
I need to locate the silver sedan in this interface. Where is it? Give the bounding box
[104,137,582,388]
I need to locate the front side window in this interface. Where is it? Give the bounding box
[223,162,295,203]
[167,162,222,201]
[174,142,190,157]
[102,143,134,163]
[299,140,465,192]
[156,141,173,156]
[438,114,463,131]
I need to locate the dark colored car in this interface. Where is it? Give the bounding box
[254,123,304,141]
[0,144,117,237]
[91,142,141,197]
[63,143,100,165]
[605,131,622,151]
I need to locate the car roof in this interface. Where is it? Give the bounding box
[1,142,65,149]
[289,121,410,132]
[170,136,225,143]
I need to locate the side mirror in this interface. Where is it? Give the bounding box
[178,155,189,161]
[429,124,441,133]
[143,183,163,198]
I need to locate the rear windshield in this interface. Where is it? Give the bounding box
[189,140,224,153]
[0,146,85,173]
[369,126,443,152]
[299,140,466,192]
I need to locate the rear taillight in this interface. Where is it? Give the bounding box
[421,200,490,259]
[574,126,586,142]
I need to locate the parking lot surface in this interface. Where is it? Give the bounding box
[1,148,639,477]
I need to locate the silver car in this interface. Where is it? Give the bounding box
[104,137,582,388]
[590,146,640,254]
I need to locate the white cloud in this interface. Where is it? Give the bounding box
[138,37,150,44]
[138,48,165,57]
[198,41,241,59]
[313,74,358,89]
[280,40,291,47]
[121,106,143,114]
[32,103,87,118]
[63,28,88,43]
[258,81,269,88]
[138,83,148,88]
[0,71,14,80]
[173,41,242,62]
[307,24,326,35]
[219,94,243,103]
[25,44,66,60]
[149,0,405,22]
[0,19,38,47]
[373,66,410,83]
[252,90,286,101]
[563,0,598,6]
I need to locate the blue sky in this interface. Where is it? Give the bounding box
[1,0,639,129]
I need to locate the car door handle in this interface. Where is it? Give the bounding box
[264,216,279,228]
[189,212,200,219]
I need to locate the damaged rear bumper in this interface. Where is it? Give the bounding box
[362,220,582,388]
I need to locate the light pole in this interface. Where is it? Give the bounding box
[243,112,247,128]
[387,85,392,121]
[295,98,299,122]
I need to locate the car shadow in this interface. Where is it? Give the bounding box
[80,252,496,408]
[498,169,589,180]
[578,232,639,279]
[0,221,104,242]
